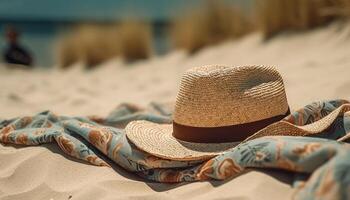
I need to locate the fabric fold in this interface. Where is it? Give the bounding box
[1,99,350,200]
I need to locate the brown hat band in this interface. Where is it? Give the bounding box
[173,108,290,143]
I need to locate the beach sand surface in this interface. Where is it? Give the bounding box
[1,22,350,199]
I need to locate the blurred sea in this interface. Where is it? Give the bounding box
[0,0,252,67]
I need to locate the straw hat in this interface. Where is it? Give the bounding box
[125,65,339,161]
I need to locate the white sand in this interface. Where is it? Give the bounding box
[1,22,350,199]
[0,144,293,200]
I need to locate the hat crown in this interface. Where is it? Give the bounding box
[173,65,289,127]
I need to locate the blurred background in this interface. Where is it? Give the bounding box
[1,0,349,68]
[1,0,350,118]
[0,0,252,67]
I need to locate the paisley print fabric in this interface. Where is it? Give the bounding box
[1,100,350,200]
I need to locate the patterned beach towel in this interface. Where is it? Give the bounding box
[1,99,350,200]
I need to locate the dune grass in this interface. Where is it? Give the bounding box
[55,35,82,69]
[56,21,152,69]
[119,21,153,62]
[55,0,350,68]
[171,0,252,54]
[255,0,350,39]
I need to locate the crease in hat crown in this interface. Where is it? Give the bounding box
[173,65,289,128]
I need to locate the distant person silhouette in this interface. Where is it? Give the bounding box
[3,26,33,67]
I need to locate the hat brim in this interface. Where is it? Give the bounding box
[245,104,347,141]
[125,105,349,161]
[125,121,240,161]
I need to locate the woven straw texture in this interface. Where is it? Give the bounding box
[125,65,341,161]
[125,120,239,161]
[244,105,347,141]
[126,106,343,160]
[173,65,289,127]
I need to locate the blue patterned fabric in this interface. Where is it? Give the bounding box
[1,100,350,200]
